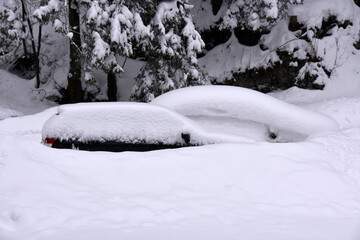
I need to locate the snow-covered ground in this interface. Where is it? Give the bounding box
[1,74,360,240]
[0,70,55,119]
[1,0,360,238]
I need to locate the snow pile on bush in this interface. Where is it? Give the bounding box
[199,0,360,91]
[151,86,339,137]
[42,102,253,146]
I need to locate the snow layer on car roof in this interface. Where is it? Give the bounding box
[151,86,340,137]
[42,102,253,145]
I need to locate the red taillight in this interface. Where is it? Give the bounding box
[44,138,56,147]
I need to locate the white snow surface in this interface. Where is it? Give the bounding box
[0,70,55,117]
[1,70,360,240]
[151,85,339,137]
[42,102,252,145]
[1,99,360,240]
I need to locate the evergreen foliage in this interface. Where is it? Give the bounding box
[221,0,303,31]
[82,0,150,101]
[130,0,208,102]
[2,0,343,103]
[0,0,23,58]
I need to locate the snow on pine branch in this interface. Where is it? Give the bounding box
[33,0,60,22]
[182,18,204,64]
[110,5,133,56]
[0,0,23,56]
[153,0,204,62]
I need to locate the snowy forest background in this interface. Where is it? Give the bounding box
[0,0,360,104]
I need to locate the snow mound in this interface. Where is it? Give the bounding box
[42,102,253,146]
[151,86,340,137]
[0,107,23,120]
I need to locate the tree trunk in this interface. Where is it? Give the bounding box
[21,0,41,88]
[20,1,27,55]
[211,0,223,15]
[107,71,117,101]
[34,24,42,88]
[63,0,83,103]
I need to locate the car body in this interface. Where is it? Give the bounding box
[42,102,251,152]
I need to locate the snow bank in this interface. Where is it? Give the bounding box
[0,70,55,116]
[151,86,339,136]
[42,102,252,146]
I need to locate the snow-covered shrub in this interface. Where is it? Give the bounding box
[199,0,360,92]
[33,0,60,24]
[218,0,303,46]
[130,0,209,102]
[221,0,302,32]
[279,0,360,89]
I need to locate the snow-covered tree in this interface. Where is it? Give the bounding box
[130,0,208,102]
[33,0,83,102]
[221,0,303,31]
[0,0,62,88]
[33,0,60,23]
[0,0,23,57]
[82,0,150,101]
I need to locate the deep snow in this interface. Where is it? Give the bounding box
[1,104,360,240]
[1,82,360,240]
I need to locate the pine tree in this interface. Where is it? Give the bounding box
[1,0,61,88]
[31,0,62,88]
[130,0,208,102]
[32,0,84,102]
[221,0,303,31]
[0,0,23,58]
[83,0,150,101]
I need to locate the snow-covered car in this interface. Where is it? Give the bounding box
[151,85,340,141]
[42,102,251,152]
